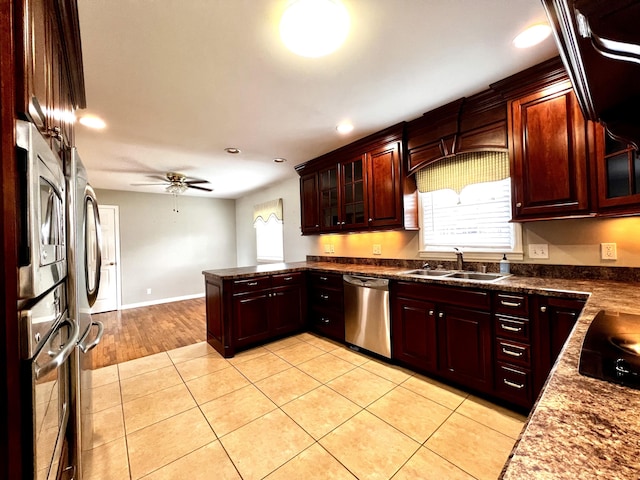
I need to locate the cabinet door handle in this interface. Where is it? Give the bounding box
[248,282,258,286]
[502,347,524,357]
[500,324,522,333]
[503,379,525,390]
[315,224,319,228]
[540,306,547,313]
[428,310,434,316]
[516,202,522,208]
[438,312,444,318]
[368,218,373,222]
[501,301,521,308]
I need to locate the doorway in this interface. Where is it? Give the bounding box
[91,205,121,313]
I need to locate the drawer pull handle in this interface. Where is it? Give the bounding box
[320,317,330,324]
[284,276,293,281]
[502,347,524,357]
[500,324,522,333]
[320,294,329,300]
[501,301,521,308]
[247,282,258,286]
[319,276,328,281]
[503,379,525,390]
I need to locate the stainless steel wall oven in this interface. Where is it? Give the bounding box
[16,120,67,301]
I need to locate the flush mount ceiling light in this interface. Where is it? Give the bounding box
[336,122,354,134]
[78,114,106,129]
[273,157,287,163]
[280,0,350,58]
[513,24,552,48]
[224,147,241,154]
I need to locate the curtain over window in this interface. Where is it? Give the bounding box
[254,198,284,263]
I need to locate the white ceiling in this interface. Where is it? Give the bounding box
[76,0,558,199]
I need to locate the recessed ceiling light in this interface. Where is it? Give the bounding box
[224,147,241,154]
[273,157,287,163]
[336,122,354,134]
[513,24,552,49]
[280,0,350,58]
[78,115,106,129]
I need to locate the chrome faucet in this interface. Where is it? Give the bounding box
[421,262,431,270]
[454,247,464,270]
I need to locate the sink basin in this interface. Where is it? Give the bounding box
[402,269,452,277]
[446,272,509,281]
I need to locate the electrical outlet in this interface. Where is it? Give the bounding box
[324,244,331,253]
[146,288,152,295]
[373,244,382,255]
[529,243,549,259]
[329,244,335,253]
[601,243,617,260]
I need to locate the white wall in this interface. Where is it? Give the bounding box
[95,189,237,306]
[235,176,314,266]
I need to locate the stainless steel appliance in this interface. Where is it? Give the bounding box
[16,120,67,301]
[67,148,103,480]
[579,310,640,389]
[343,275,391,358]
[20,282,79,480]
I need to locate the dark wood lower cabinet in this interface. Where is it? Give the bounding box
[205,272,306,357]
[392,297,438,372]
[307,272,345,342]
[438,305,492,393]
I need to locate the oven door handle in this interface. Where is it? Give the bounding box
[78,320,104,353]
[34,318,79,380]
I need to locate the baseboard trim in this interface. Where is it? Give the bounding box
[120,293,205,310]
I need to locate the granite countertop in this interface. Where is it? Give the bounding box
[202,261,640,478]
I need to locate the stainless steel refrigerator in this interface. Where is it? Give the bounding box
[66,147,104,480]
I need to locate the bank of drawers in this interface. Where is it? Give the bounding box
[494,292,533,407]
[308,272,345,341]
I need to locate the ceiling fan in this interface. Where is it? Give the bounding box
[134,172,213,194]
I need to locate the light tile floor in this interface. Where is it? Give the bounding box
[82,333,527,480]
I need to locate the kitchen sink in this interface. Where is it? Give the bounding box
[446,272,509,281]
[401,269,453,277]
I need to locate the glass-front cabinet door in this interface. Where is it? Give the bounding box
[597,126,640,211]
[341,155,368,229]
[319,165,340,231]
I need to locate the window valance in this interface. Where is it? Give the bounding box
[416,151,509,194]
[253,198,283,224]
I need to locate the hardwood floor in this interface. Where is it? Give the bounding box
[89,297,206,369]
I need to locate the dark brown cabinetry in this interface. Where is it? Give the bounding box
[20,0,85,150]
[205,272,306,357]
[531,295,585,394]
[296,124,417,235]
[508,80,592,220]
[594,125,640,214]
[406,90,508,174]
[391,282,492,393]
[307,272,345,342]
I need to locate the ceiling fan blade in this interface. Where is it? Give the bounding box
[185,179,210,185]
[131,182,168,186]
[187,184,213,192]
[147,175,170,182]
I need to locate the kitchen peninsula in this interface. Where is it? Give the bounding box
[203,260,640,479]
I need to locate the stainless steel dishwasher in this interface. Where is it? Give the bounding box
[343,275,391,358]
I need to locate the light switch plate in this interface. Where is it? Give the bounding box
[529,244,549,259]
[373,244,382,255]
[601,243,617,260]
[324,244,331,253]
[329,244,335,253]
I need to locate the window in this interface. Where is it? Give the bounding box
[416,152,522,259]
[254,199,284,263]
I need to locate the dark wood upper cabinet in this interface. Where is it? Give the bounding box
[508,81,592,220]
[296,123,417,235]
[542,0,640,148]
[406,90,508,174]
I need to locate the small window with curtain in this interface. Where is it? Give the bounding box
[416,152,522,258]
[253,198,284,263]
